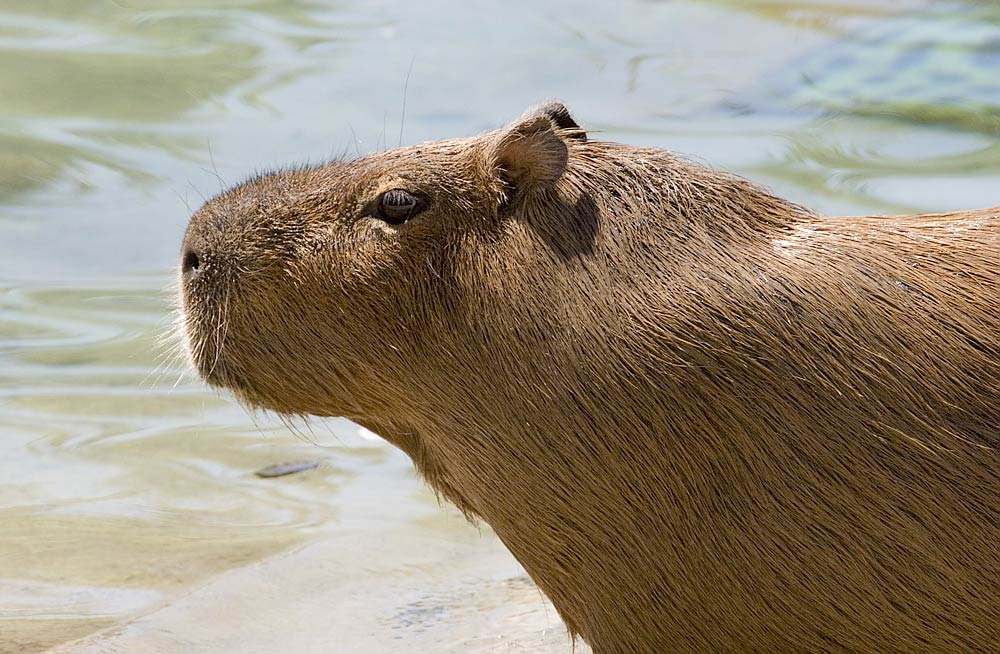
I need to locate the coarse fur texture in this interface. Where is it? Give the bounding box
[180,102,1000,654]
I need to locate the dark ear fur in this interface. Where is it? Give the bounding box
[488,102,584,193]
[536,101,587,142]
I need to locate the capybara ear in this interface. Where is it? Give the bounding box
[488,102,580,192]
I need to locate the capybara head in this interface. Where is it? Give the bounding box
[180,103,588,417]
[180,102,1000,654]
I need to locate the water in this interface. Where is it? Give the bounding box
[1,1,997,652]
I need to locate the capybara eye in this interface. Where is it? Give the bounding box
[376,188,424,225]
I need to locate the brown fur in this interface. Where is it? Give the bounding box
[179,102,1000,653]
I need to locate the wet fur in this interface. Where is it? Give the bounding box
[180,103,1000,653]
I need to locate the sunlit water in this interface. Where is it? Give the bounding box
[1,0,997,652]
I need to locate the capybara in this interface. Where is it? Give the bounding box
[179,102,1000,654]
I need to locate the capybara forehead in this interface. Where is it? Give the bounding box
[203,135,489,220]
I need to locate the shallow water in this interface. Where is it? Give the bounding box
[1,0,997,652]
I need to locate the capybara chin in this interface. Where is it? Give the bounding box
[179,101,1000,654]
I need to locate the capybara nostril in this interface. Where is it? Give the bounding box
[181,247,201,275]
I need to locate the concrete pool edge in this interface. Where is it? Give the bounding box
[44,521,584,654]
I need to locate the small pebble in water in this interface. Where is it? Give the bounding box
[254,460,321,478]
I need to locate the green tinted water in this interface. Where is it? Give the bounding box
[1,1,997,652]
